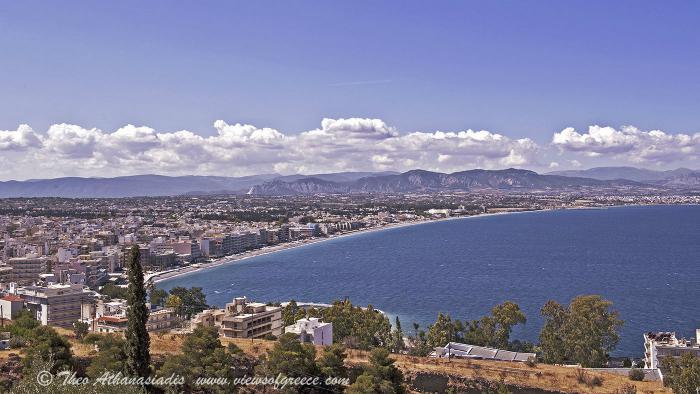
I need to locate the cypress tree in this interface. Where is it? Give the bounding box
[125,245,151,378]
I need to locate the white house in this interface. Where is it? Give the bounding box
[285,317,333,346]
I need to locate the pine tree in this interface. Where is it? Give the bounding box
[125,245,151,378]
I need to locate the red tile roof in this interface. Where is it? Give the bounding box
[1,295,23,302]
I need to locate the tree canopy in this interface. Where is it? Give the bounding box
[539,295,623,367]
[124,245,151,378]
[320,299,392,349]
[347,348,404,394]
[159,326,242,393]
[661,353,700,394]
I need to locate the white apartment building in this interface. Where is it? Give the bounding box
[285,317,333,346]
[644,330,700,371]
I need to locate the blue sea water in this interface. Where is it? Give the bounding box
[160,205,700,356]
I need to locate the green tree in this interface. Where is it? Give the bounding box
[348,348,404,394]
[347,374,394,394]
[321,299,391,349]
[159,326,239,393]
[426,313,457,348]
[166,294,183,312]
[539,300,568,364]
[390,316,405,353]
[73,320,89,340]
[149,287,168,307]
[539,295,623,367]
[463,301,526,349]
[23,326,73,372]
[257,332,319,381]
[407,323,431,357]
[101,282,129,299]
[11,357,146,394]
[86,334,129,379]
[5,309,39,340]
[168,287,208,318]
[317,344,349,393]
[661,352,700,394]
[124,245,151,378]
[282,300,307,326]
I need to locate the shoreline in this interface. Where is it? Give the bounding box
[149,203,691,285]
[150,209,534,284]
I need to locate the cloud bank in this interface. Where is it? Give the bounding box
[552,125,700,163]
[0,119,697,180]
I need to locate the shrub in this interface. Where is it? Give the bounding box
[575,369,603,387]
[628,368,645,381]
[525,356,538,367]
[589,375,603,387]
[8,336,25,348]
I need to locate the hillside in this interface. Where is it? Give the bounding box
[0,171,396,198]
[249,168,645,195]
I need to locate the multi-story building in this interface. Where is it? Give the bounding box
[644,330,700,371]
[6,256,49,284]
[0,266,13,283]
[16,284,91,328]
[220,297,282,339]
[95,315,128,333]
[0,294,24,320]
[146,307,179,332]
[94,303,179,333]
[191,308,226,328]
[285,317,333,346]
[193,296,282,339]
[150,250,177,270]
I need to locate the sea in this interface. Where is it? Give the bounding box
[159,205,700,356]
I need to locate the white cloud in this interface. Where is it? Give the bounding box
[0,124,42,151]
[43,124,101,158]
[552,125,700,164]
[1,119,698,180]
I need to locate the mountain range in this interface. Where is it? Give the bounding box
[546,166,696,182]
[0,167,697,197]
[0,172,397,198]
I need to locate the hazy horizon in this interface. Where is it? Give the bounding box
[1,165,698,183]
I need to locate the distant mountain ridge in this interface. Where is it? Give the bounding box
[547,166,696,182]
[0,167,697,198]
[248,168,645,195]
[0,171,398,198]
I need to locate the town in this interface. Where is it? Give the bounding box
[1,192,699,392]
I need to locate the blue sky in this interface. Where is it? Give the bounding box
[0,1,699,179]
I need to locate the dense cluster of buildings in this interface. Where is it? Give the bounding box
[1,194,698,368]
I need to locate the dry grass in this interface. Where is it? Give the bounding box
[363,354,670,394]
[9,330,670,394]
[152,336,670,393]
